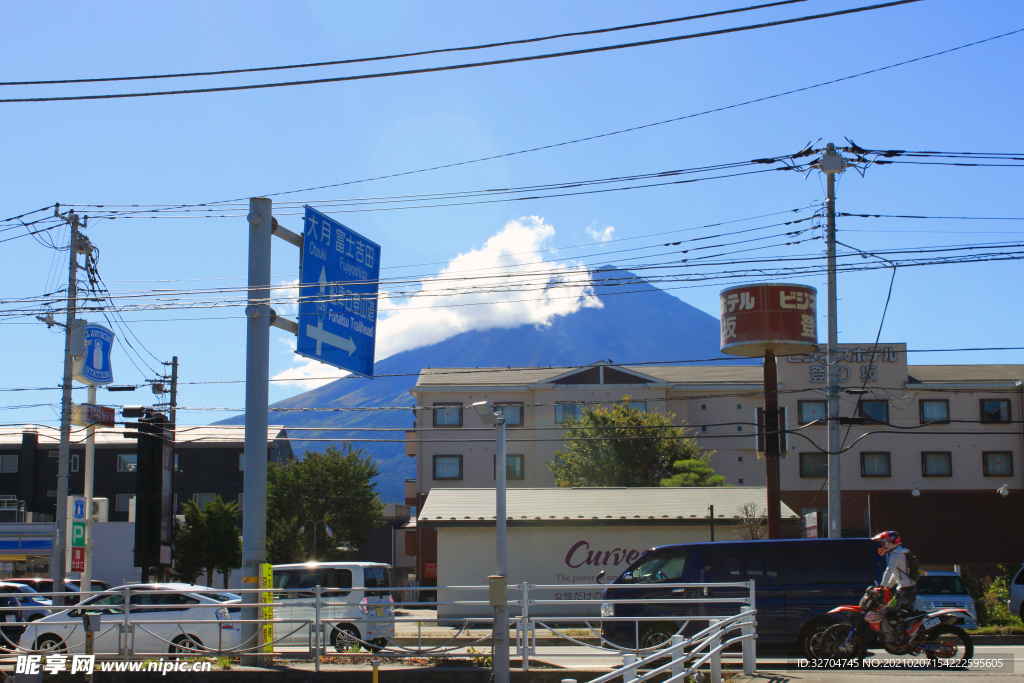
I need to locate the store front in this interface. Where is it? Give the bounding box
[0,523,56,578]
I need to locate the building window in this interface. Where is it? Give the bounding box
[738,456,743,462]
[738,478,744,485]
[919,399,949,424]
[493,454,525,480]
[619,400,647,413]
[116,494,134,512]
[0,455,18,473]
[70,454,79,473]
[495,403,523,427]
[983,452,1013,476]
[799,453,827,478]
[193,493,216,510]
[798,401,826,425]
[859,400,889,424]
[736,426,743,432]
[433,455,463,480]
[736,404,742,410]
[701,425,707,432]
[433,404,463,427]
[861,452,891,477]
[980,399,1011,423]
[117,454,137,472]
[555,402,585,424]
[701,404,707,411]
[922,452,952,477]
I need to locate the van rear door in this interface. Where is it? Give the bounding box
[698,544,785,644]
[781,540,879,640]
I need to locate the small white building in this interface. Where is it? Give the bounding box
[420,487,797,617]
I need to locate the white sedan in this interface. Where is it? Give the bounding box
[19,583,241,657]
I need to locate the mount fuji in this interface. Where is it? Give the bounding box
[217,268,753,502]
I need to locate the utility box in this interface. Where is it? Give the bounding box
[488,575,507,608]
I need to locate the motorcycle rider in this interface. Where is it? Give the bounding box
[873,530,916,644]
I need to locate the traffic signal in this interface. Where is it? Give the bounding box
[122,408,173,571]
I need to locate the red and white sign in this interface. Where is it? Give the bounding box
[719,283,819,357]
[71,547,85,572]
[424,562,438,579]
[71,404,116,428]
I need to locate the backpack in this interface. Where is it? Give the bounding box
[902,549,920,582]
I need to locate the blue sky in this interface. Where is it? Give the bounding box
[2,0,1023,428]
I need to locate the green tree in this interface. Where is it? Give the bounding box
[267,445,385,562]
[660,458,727,487]
[204,497,242,589]
[171,501,207,584]
[170,497,241,587]
[549,396,717,487]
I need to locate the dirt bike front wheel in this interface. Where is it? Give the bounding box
[820,623,867,662]
[923,626,973,667]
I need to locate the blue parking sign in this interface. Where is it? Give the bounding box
[296,207,381,377]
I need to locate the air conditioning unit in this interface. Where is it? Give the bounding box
[91,498,108,523]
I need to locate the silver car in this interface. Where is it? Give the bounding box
[914,571,977,630]
[1010,566,1024,620]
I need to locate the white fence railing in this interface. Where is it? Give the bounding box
[0,580,757,676]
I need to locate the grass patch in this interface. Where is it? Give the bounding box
[967,625,1024,635]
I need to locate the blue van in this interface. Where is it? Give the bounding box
[601,538,885,653]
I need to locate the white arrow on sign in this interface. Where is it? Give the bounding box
[306,322,356,356]
[305,264,357,356]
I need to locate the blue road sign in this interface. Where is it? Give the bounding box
[296,207,381,377]
[73,323,115,385]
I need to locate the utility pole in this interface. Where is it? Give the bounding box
[820,144,845,539]
[242,197,273,665]
[169,356,178,429]
[53,207,87,601]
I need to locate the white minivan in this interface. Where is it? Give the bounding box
[272,562,395,652]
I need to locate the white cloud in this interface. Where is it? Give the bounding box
[272,216,602,390]
[586,223,615,243]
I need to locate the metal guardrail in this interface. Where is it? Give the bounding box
[0,580,757,676]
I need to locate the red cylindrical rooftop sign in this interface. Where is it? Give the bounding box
[719,283,818,357]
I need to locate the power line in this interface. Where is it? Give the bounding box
[0,1,813,87]
[840,212,1024,220]
[0,0,925,103]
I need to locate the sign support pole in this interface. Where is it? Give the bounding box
[242,197,272,666]
[81,385,97,594]
[53,209,81,604]
[493,415,509,683]
[823,143,844,539]
[763,350,782,539]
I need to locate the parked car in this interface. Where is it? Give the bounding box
[19,583,240,656]
[272,562,395,651]
[6,578,113,606]
[0,595,26,650]
[601,538,885,653]
[0,582,52,621]
[1010,565,1024,620]
[914,570,977,630]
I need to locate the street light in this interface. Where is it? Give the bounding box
[471,401,509,683]
[300,520,334,561]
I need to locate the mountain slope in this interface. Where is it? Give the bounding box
[219,268,752,501]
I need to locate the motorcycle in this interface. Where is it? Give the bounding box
[817,585,974,665]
